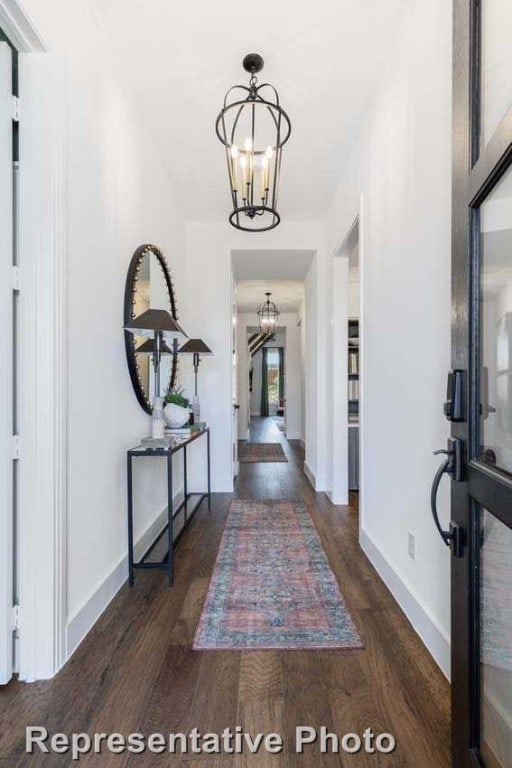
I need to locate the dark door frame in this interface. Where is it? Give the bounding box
[452,1,512,766]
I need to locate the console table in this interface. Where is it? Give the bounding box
[127,427,211,587]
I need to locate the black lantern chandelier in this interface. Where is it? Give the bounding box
[257,292,280,333]
[215,53,291,232]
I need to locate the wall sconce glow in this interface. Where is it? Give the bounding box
[257,292,280,332]
[215,53,291,232]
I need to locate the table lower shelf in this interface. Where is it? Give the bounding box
[131,492,208,577]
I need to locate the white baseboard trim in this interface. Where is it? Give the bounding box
[66,487,184,661]
[360,529,450,680]
[303,461,328,492]
[303,461,315,489]
[326,489,349,505]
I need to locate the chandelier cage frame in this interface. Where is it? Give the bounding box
[215,54,291,232]
[257,292,280,332]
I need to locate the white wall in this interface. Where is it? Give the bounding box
[325,0,452,675]
[298,300,306,445]
[349,264,360,318]
[21,0,188,662]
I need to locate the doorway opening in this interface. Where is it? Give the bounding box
[231,248,313,467]
[348,233,360,512]
[331,210,362,509]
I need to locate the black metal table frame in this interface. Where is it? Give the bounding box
[127,428,211,586]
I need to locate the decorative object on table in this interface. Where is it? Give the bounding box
[178,338,213,423]
[140,435,173,449]
[165,421,206,438]
[215,53,291,232]
[238,442,287,463]
[193,500,362,650]
[124,308,187,438]
[164,386,190,428]
[124,244,181,414]
[257,292,280,333]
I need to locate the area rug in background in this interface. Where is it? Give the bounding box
[238,442,287,463]
[193,500,362,650]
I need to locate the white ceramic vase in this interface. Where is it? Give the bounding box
[164,402,190,428]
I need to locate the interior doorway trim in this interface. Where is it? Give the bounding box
[0,0,45,52]
[330,195,364,527]
[0,1,68,681]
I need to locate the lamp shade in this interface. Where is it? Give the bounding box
[135,338,173,355]
[124,309,187,342]
[179,338,213,355]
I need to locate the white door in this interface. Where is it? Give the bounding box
[0,41,14,685]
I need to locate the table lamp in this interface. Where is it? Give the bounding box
[125,309,187,438]
[178,338,213,423]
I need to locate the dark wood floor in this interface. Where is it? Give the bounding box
[0,417,450,766]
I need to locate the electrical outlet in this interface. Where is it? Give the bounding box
[408,532,416,560]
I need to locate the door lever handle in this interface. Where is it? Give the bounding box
[430,438,464,557]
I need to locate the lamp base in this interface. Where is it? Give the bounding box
[152,396,165,439]
[192,395,201,424]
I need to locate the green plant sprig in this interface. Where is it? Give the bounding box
[164,386,190,409]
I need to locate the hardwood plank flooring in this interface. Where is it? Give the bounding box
[0,418,450,767]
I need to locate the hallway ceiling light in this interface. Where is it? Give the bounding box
[215,53,291,232]
[257,292,280,332]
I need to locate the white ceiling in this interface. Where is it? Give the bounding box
[236,280,305,313]
[232,249,314,279]
[93,0,409,222]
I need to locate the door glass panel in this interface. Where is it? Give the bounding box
[479,509,512,768]
[479,165,512,473]
[481,0,512,149]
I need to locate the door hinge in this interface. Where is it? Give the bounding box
[12,434,20,460]
[11,95,20,122]
[12,265,21,291]
[12,605,21,632]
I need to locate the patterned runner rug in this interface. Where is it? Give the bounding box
[238,442,287,463]
[193,500,362,650]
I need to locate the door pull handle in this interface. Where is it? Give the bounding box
[430,438,464,557]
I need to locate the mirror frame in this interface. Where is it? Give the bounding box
[123,244,179,414]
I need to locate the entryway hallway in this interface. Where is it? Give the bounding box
[246,416,286,444]
[0,425,449,767]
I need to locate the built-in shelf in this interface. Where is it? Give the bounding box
[348,320,359,491]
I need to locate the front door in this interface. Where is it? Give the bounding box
[449,2,512,766]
